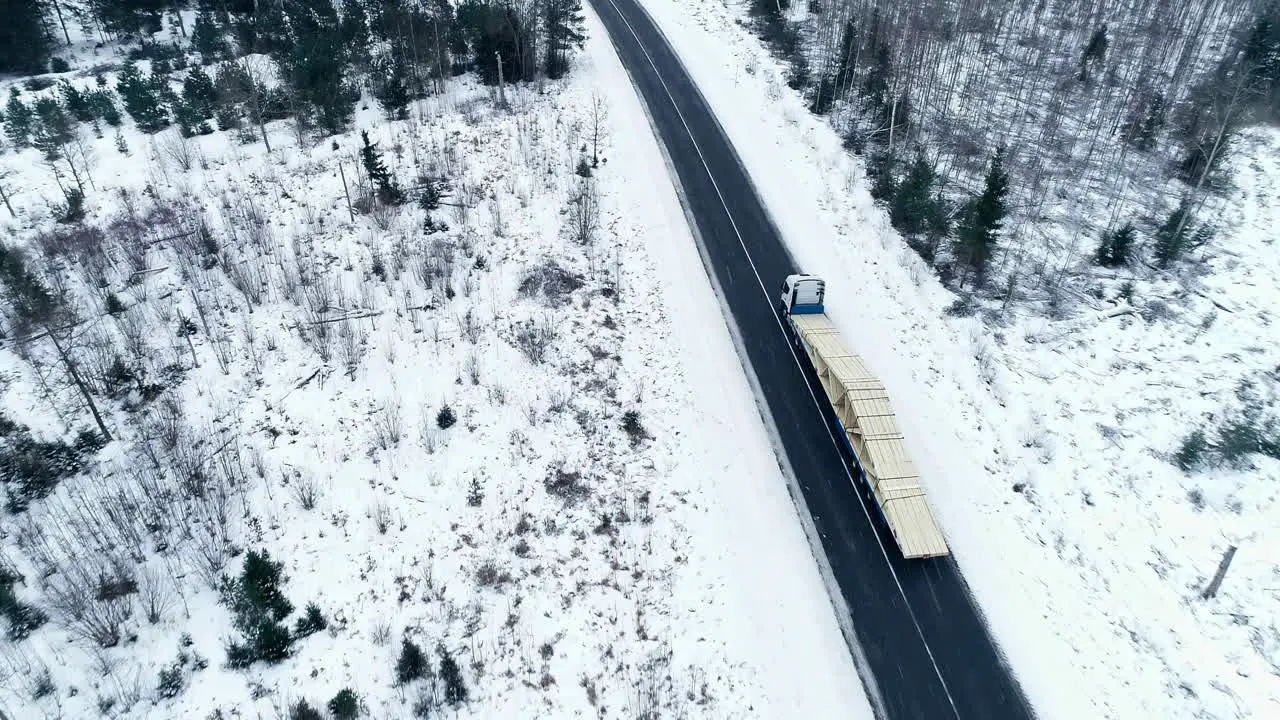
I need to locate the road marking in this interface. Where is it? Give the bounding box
[597,1,962,717]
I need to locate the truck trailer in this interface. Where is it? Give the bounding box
[778,274,949,560]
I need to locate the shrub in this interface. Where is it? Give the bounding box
[31,667,54,699]
[0,426,99,513]
[438,647,468,706]
[517,261,584,307]
[57,189,86,224]
[1215,404,1278,469]
[156,663,185,699]
[50,57,70,73]
[621,411,647,446]
[232,550,293,623]
[1095,223,1136,267]
[1152,200,1212,267]
[466,477,483,507]
[436,404,456,430]
[396,637,428,684]
[252,619,293,663]
[105,293,126,315]
[328,688,360,719]
[0,570,48,641]
[290,700,325,720]
[293,602,326,637]
[1175,429,1209,471]
[222,550,304,668]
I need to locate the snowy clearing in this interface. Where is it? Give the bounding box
[631,0,1280,718]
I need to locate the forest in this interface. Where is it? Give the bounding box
[1,0,587,140]
[748,0,1280,313]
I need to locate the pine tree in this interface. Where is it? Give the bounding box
[32,98,73,161]
[952,147,1009,287]
[395,637,428,684]
[92,91,122,127]
[544,0,586,80]
[62,82,94,123]
[438,646,468,705]
[889,153,951,262]
[235,550,293,624]
[116,62,171,133]
[1123,90,1165,151]
[1078,24,1109,83]
[338,0,371,62]
[95,0,166,40]
[192,10,230,62]
[374,54,412,120]
[4,96,33,149]
[1241,3,1280,113]
[457,0,529,85]
[327,689,360,720]
[1152,199,1212,267]
[0,0,53,74]
[1095,223,1136,267]
[277,17,357,134]
[359,130,404,205]
[890,154,939,235]
[182,67,218,119]
[0,243,60,334]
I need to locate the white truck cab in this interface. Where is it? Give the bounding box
[779,274,826,315]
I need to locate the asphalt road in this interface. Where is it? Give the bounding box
[589,1,1037,718]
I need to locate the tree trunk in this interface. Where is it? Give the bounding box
[46,327,112,441]
[1201,544,1237,600]
[51,0,72,45]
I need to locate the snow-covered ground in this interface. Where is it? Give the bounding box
[0,11,874,720]
[632,1,1280,719]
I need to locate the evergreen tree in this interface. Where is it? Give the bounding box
[96,0,167,40]
[116,62,171,133]
[952,147,1009,287]
[338,0,371,62]
[457,0,532,84]
[438,646,468,705]
[544,0,586,80]
[0,243,59,334]
[327,689,360,720]
[0,0,53,74]
[1122,90,1165,151]
[233,550,294,625]
[91,90,123,127]
[359,130,404,205]
[4,96,33,149]
[32,98,73,161]
[810,19,857,114]
[889,153,951,261]
[62,82,94,123]
[395,637,428,684]
[866,149,898,201]
[183,67,218,119]
[192,10,230,61]
[275,3,357,134]
[373,54,412,120]
[1152,199,1212,267]
[1095,223,1136,267]
[1078,24,1109,83]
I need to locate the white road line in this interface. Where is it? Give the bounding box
[598,1,962,717]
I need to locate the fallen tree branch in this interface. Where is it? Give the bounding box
[306,310,383,326]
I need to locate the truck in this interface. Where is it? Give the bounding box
[778,274,950,560]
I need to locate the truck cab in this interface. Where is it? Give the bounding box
[779,274,826,316]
